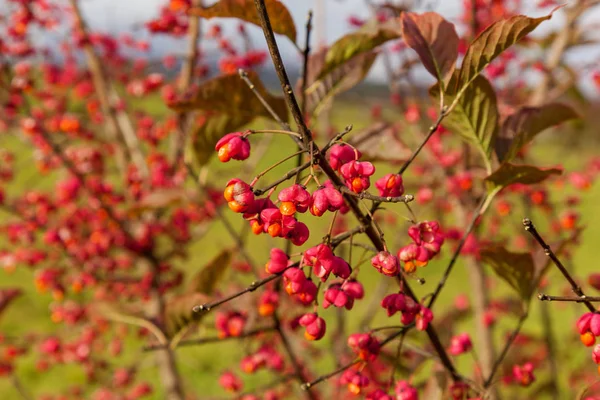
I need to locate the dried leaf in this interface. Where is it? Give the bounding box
[456,9,557,90]
[168,71,288,122]
[189,0,296,43]
[485,163,562,191]
[480,246,535,304]
[169,71,288,166]
[400,12,458,88]
[317,18,401,80]
[348,122,411,163]
[431,74,498,171]
[305,51,378,117]
[187,249,232,295]
[495,103,579,162]
[188,112,254,166]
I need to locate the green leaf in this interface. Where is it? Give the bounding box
[187,248,232,295]
[400,11,458,88]
[485,163,562,191]
[317,18,401,80]
[430,74,498,171]
[169,71,288,166]
[480,246,535,303]
[305,51,378,117]
[189,0,296,43]
[456,9,557,91]
[495,103,579,162]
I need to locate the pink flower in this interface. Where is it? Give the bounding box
[347,333,380,361]
[375,173,404,197]
[309,186,344,216]
[592,344,600,364]
[366,389,393,400]
[299,313,326,341]
[397,243,430,273]
[215,132,250,162]
[340,369,369,395]
[407,221,444,255]
[278,184,311,215]
[265,248,289,274]
[329,143,360,170]
[395,380,418,400]
[415,306,433,331]
[512,362,535,387]
[371,251,399,276]
[219,371,243,392]
[224,179,255,213]
[323,280,364,310]
[340,161,375,193]
[577,312,600,336]
[303,244,351,281]
[448,333,472,355]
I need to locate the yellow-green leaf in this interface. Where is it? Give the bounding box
[165,293,210,338]
[187,248,232,295]
[305,51,378,117]
[456,10,556,91]
[430,74,498,171]
[495,103,579,162]
[189,0,296,43]
[317,18,401,80]
[400,12,458,88]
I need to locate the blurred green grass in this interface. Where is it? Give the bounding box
[1,97,599,399]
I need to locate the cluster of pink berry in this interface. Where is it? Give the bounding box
[381,292,433,331]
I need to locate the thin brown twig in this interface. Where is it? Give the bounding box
[538,294,600,303]
[340,186,414,204]
[143,326,276,351]
[484,313,528,388]
[523,218,595,312]
[426,195,487,309]
[192,264,297,313]
[253,0,460,383]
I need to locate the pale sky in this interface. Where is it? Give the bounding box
[33,1,600,95]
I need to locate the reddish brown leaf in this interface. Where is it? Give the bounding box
[168,71,288,122]
[485,163,562,191]
[495,103,579,162]
[167,71,287,166]
[189,0,296,43]
[480,246,535,304]
[304,51,378,117]
[348,122,411,163]
[0,289,21,317]
[187,249,232,295]
[400,12,458,87]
